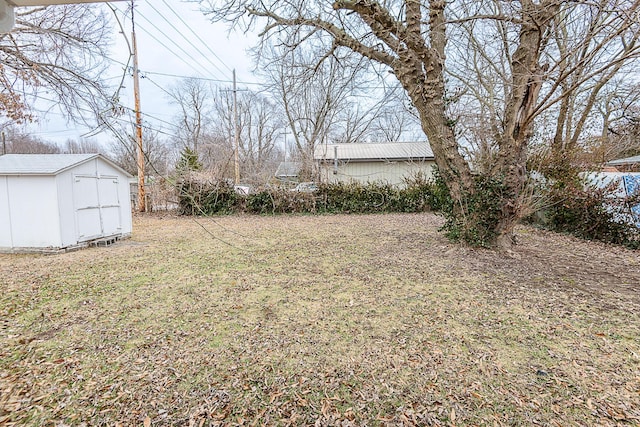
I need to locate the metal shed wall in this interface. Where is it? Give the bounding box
[314,142,435,186]
[318,160,435,187]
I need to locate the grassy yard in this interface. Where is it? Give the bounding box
[1,213,639,426]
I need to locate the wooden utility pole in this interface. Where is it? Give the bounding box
[131,1,145,212]
[1,131,6,156]
[233,69,240,185]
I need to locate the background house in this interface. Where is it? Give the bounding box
[0,154,132,252]
[314,142,435,186]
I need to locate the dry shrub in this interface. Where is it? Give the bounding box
[177,176,440,216]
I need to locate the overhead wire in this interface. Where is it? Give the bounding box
[102,54,261,87]
[103,3,261,91]
[106,2,263,90]
[125,2,228,81]
[142,69,261,86]
[109,2,207,79]
[157,0,234,75]
[28,92,173,141]
[133,19,213,79]
[146,0,231,79]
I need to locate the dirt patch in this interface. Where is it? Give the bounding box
[1,213,638,426]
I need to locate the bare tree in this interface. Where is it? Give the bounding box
[448,2,640,172]
[167,78,214,154]
[0,124,60,153]
[545,5,640,156]
[201,0,640,247]
[108,123,171,177]
[0,5,114,124]
[368,85,422,143]
[210,87,283,184]
[62,138,105,154]
[590,83,640,163]
[198,133,236,179]
[238,92,283,183]
[259,40,377,178]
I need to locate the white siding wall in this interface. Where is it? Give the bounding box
[0,176,12,247]
[2,176,62,248]
[56,168,76,248]
[58,158,133,246]
[319,160,435,187]
[101,160,133,236]
[119,177,133,235]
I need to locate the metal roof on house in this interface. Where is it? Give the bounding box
[607,155,640,166]
[314,142,434,162]
[0,154,132,176]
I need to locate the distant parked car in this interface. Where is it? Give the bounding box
[234,184,251,195]
[291,182,318,192]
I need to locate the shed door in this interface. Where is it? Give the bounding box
[74,174,122,242]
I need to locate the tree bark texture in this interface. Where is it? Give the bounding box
[495,1,561,245]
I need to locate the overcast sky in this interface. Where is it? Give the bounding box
[26,0,258,146]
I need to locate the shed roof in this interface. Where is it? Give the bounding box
[607,155,640,166]
[314,142,434,162]
[0,154,132,177]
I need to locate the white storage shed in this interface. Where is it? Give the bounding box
[0,154,133,252]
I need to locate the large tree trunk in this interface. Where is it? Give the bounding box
[492,1,560,248]
[395,0,477,239]
[394,1,558,249]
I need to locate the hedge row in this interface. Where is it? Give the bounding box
[176,173,639,249]
[177,178,441,216]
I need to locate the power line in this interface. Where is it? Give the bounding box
[28,91,177,141]
[143,69,261,86]
[105,55,131,68]
[133,19,213,79]
[146,0,231,79]
[108,3,262,87]
[142,72,174,98]
[157,0,234,75]
[102,54,260,86]
[111,3,209,78]
[27,76,196,140]
[131,5,222,80]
